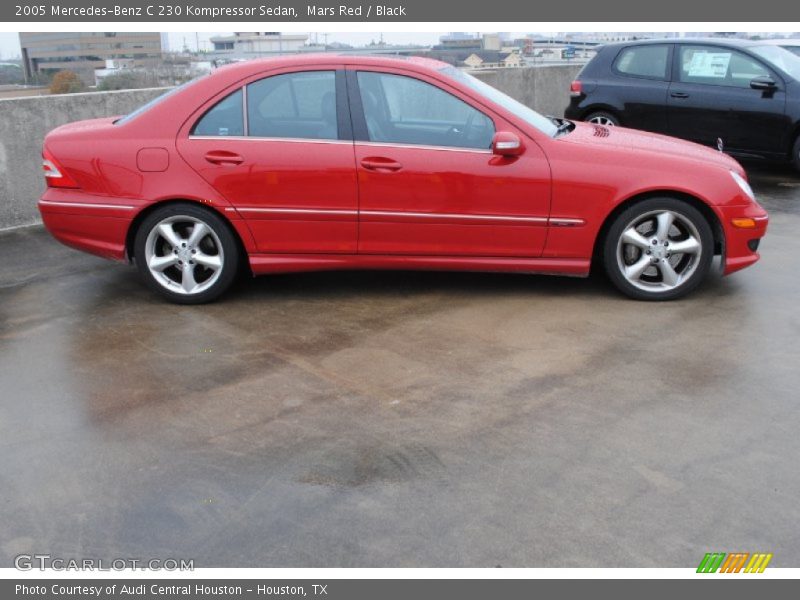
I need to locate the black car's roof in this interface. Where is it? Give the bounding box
[600,37,774,50]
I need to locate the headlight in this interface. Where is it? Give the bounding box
[730,170,755,201]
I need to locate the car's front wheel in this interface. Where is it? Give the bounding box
[603,198,714,300]
[134,203,239,304]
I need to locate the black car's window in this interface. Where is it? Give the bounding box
[192,89,244,136]
[614,45,670,80]
[678,46,770,88]
[356,71,495,149]
[247,71,337,140]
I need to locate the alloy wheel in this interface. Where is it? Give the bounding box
[144,216,224,295]
[588,115,616,126]
[616,210,703,292]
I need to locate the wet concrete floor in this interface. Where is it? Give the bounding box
[1,165,799,567]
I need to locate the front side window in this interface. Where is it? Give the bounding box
[678,46,770,88]
[357,71,495,149]
[192,89,244,136]
[614,45,670,80]
[247,71,338,140]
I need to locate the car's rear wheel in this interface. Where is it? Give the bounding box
[585,111,620,127]
[603,198,714,301]
[134,203,239,304]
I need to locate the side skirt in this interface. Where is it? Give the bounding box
[248,254,591,277]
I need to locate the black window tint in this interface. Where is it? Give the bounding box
[357,71,495,149]
[247,71,338,140]
[192,89,243,136]
[679,46,770,88]
[614,45,670,79]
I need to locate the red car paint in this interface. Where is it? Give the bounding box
[38,54,768,282]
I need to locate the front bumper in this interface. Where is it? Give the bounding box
[719,202,769,276]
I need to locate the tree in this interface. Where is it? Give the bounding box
[49,70,85,94]
[96,71,147,91]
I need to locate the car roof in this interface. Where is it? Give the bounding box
[754,38,800,46]
[600,37,775,50]
[212,53,451,79]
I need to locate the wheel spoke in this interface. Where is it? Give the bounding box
[622,227,651,250]
[194,251,222,271]
[181,264,198,293]
[658,260,680,287]
[624,255,652,281]
[655,212,675,242]
[187,222,209,248]
[148,254,178,272]
[157,223,183,248]
[669,237,701,255]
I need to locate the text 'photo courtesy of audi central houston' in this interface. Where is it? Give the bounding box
[39,55,768,304]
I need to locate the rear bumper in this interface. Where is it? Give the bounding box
[38,190,134,262]
[719,203,769,276]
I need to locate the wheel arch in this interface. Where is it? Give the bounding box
[580,105,622,124]
[592,190,724,268]
[125,199,251,272]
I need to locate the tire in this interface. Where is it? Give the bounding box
[134,203,239,304]
[584,111,620,127]
[793,134,800,173]
[602,198,714,301]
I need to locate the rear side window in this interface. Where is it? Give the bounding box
[614,45,670,80]
[246,71,338,140]
[192,89,244,136]
[678,46,771,88]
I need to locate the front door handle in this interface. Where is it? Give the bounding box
[360,157,403,172]
[204,150,244,165]
[670,91,690,99]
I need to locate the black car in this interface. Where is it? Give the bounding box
[565,38,800,171]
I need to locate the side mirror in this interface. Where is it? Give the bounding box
[750,76,777,91]
[492,132,524,157]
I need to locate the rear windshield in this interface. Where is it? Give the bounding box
[115,76,205,125]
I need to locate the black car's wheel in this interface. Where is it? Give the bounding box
[603,198,714,301]
[134,203,239,304]
[793,135,800,172]
[584,111,620,127]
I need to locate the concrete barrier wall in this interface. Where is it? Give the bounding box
[0,87,169,230]
[0,65,581,231]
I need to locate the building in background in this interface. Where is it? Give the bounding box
[208,32,309,60]
[18,32,162,84]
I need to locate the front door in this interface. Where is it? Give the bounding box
[349,68,551,257]
[667,45,787,154]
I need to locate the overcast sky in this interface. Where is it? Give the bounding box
[0,32,451,59]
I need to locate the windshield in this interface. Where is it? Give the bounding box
[750,45,800,80]
[115,76,205,125]
[441,67,559,137]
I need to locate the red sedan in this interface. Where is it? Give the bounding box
[39,55,768,303]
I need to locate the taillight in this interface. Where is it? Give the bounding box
[42,150,79,189]
[569,80,583,97]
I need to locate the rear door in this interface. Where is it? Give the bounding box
[176,67,359,254]
[667,44,787,154]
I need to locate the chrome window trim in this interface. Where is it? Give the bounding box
[188,135,350,145]
[356,141,493,154]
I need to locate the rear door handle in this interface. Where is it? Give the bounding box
[670,91,690,99]
[360,157,403,172]
[204,150,244,165]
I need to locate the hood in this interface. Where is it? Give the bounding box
[562,121,743,174]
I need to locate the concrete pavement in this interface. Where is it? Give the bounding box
[1,165,798,567]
